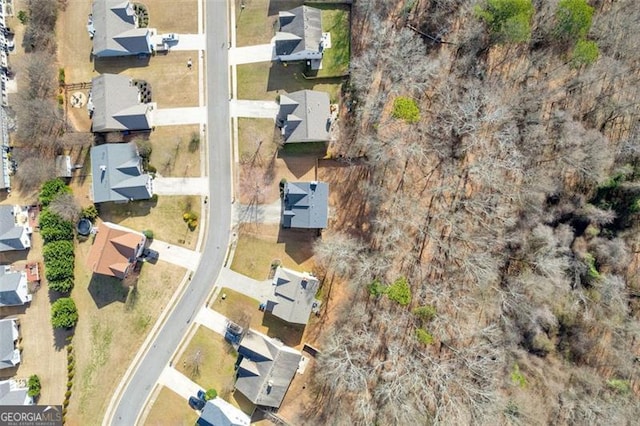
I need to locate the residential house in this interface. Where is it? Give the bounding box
[266,266,319,325]
[89,74,154,133]
[86,222,146,279]
[0,319,20,370]
[92,0,154,57]
[197,397,250,426]
[0,107,11,190]
[0,266,30,307]
[90,142,153,203]
[0,379,33,405]
[282,181,329,229]
[277,90,331,143]
[234,329,301,409]
[0,205,32,252]
[275,6,324,63]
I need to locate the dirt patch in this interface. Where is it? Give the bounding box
[142,385,198,426]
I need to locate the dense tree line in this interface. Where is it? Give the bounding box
[308,0,640,424]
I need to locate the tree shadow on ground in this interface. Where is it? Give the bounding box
[276,227,315,264]
[97,197,159,221]
[261,311,305,347]
[87,274,128,309]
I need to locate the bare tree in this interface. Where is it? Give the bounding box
[49,193,80,222]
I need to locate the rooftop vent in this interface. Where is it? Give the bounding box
[100,165,107,172]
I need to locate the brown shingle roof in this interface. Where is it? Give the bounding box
[87,222,144,279]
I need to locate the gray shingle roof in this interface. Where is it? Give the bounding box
[92,0,152,57]
[278,90,330,143]
[0,319,18,370]
[282,181,328,229]
[197,398,250,426]
[276,6,322,57]
[0,380,30,405]
[235,330,301,408]
[0,268,27,307]
[266,267,319,325]
[0,206,29,252]
[91,74,152,132]
[91,143,153,203]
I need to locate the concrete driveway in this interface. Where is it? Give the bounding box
[154,107,207,126]
[158,366,202,400]
[171,34,206,51]
[148,240,201,271]
[234,199,282,224]
[229,43,275,65]
[216,267,272,304]
[230,100,279,119]
[194,307,228,335]
[154,177,209,196]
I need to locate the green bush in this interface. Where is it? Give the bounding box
[51,298,79,329]
[392,97,420,123]
[39,179,71,206]
[510,363,527,388]
[571,39,599,67]
[367,279,386,298]
[475,0,534,43]
[27,375,41,397]
[554,0,594,41]
[416,328,434,345]
[67,381,73,389]
[39,209,74,243]
[65,390,71,398]
[81,205,98,221]
[58,68,65,85]
[607,379,631,394]
[205,388,217,400]
[17,10,28,24]
[387,277,411,306]
[142,229,154,239]
[413,305,437,322]
[43,240,75,291]
[583,252,600,281]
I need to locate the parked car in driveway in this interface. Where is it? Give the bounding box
[188,396,205,411]
[197,389,206,401]
[161,33,179,42]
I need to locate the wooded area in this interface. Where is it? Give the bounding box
[309,0,640,424]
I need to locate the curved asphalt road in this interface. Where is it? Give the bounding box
[108,1,231,424]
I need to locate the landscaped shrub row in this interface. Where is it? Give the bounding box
[62,340,75,422]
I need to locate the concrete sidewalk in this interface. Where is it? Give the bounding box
[234,199,282,224]
[148,240,201,271]
[194,307,228,336]
[229,43,275,65]
[154,107,207,126]
[154,177,209,196]
[171,34,206,51]
[158,366,202,400]
[230,100,279,119]
[216,267,273,304]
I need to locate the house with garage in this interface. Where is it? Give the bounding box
[90,142,153,203]
[0,266,30,307]
[0,318,20,370]
[282,181,329,229]
[234,329,301,409]
[277,90,331,144]
[87,222,146,280]
[0,205,32,252]
[91,0,154,57]
[275,6,325,66]
[266,266,319,325]
[197,397,250,426]
[88,74,154,133]
[0,379,33,405]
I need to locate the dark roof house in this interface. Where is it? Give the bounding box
[89,74,153,132]
[275,6,324,62]
[234,329,301,408]
[266,266,319,325]
[87,222,146,279]
[282,181,329,229]
[0,319,20,370]
[0,379,33,405]
[92,0,153,57]
[90,142,153,203]
[0,205,32,252]
[0,266,30,307]
[197,398,250,426]
[277,90,330,143]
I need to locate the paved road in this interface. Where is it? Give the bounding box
[107,0,231,424]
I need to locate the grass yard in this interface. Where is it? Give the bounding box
[211,288,305,348]
[238,118,279,162]
[143,386,198,426]
[315,6,351,78]
[281,141,328,157]
[148,0,199,34]
[175,327,239,403]
[237,61,342,103]
[67,238,187,424]
[147,125,202,177]
[97,195,200,249]
[235,0,303,46]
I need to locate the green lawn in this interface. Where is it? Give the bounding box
[144,387,198,426]
[237,61,343,103]
[282,141,328,157]
[235,0,303,46]
[316,6,351,77]
[176,327,238,400]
